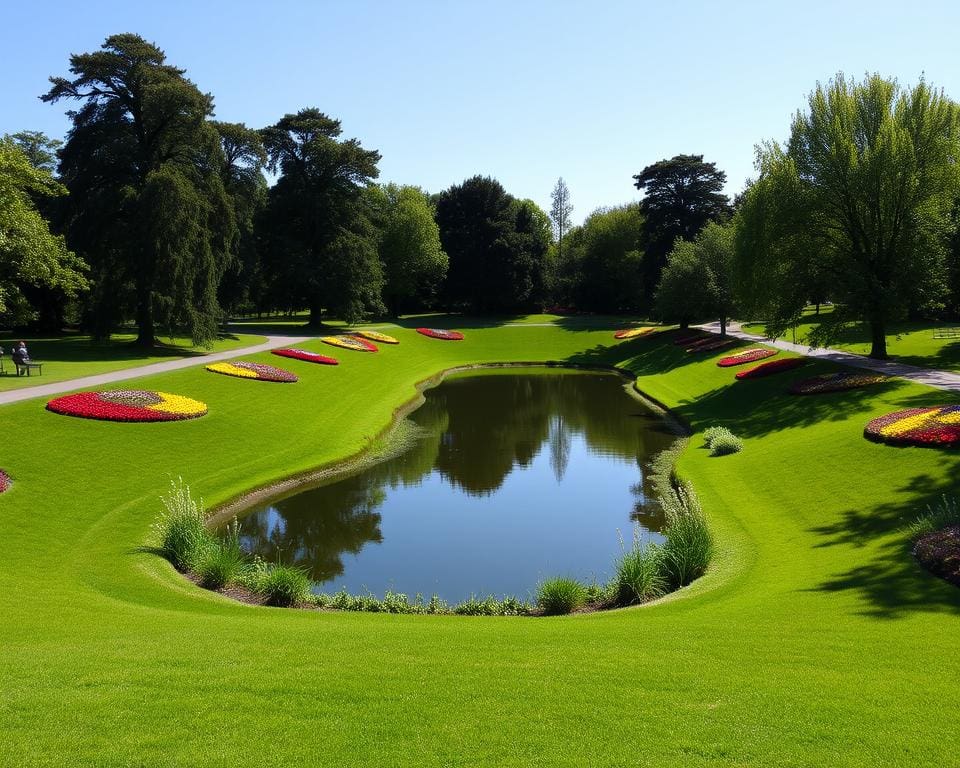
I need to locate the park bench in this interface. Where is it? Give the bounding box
[10,358,43,377]
[933,327,960,340]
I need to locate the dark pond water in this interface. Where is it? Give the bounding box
[235,369,680,602]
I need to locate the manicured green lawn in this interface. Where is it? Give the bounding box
[0,332,266,391]
[0,321,957,766]
[743,306,960,370]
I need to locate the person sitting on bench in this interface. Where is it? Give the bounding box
[11,341,30,375]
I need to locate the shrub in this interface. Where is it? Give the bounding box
[661,483,714,588]
[196,520,248,590]
[153,477,212,571]
[702,426,743,456]
[536,577,588,615]
[256,564,311,607]
[611,530,666,606]
[907,495,960,540]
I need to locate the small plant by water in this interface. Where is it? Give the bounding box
[256,564,312,607]
[196,519,247,590]
[703,426,743,456]
[153,477,211,571]
[611,529,666,605]
[661,482,714,587]
[536,577,589,615]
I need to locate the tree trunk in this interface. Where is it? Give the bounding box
[308,301,323,327]
[720,315,727,338]
[135,284,155,346]
[869,317,888,359]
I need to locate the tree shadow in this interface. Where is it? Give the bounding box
[805,474,960,619]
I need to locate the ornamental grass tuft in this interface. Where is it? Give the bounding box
[153,477,212,572]
[661,483,714,588]
[703,426,743,456]
[256,564,311,607]
[196,519,248,590]
[536,577,589,615]
[612,529,667,606]
[907,495,960,540]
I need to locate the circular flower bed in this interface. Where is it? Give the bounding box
[717,348,778,367]
[735,357,806,379]
[0,469,11,493]
[864,405,960,447]
[47,390,209,421]
[355,330,399,345]
[614,327,656,340]
[416,328,464,341]
[207,362,298,382]
[272,348,339,365]
[320,335,378,352]
[789,371,888,395]
[687,338,738,353]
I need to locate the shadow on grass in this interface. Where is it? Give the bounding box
[806,475,960,619]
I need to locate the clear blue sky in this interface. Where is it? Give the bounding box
[3,0,959,223]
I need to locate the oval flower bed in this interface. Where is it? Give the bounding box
[0,469,11,493]
[789,371,888,395]
[272,348,339,365]
[735,357,806,379]
[614,327,656,340]
[355,330,399,345]
[717,348,778,367]
[416,328,464,341]
[687,338,738,354]
[47,390,208,421]
[864,405,960,447]
[207,362,297,383]
[674,332,709,346]
[320,335,378,352]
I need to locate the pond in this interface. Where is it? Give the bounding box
[234,369,681,602]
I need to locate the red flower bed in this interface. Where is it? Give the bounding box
[416,328,464,340]
[789,372,887,395]
[864,405,960,447]
[272,348,339,365]
[0,469,11,493]
[717,348,777,367]
[46,390,209,422]
[735,357,806,379]
[674,332,708,346]
[687,338,738,353]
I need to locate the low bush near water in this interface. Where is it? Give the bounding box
[536,577,589,615]
[611,531,666,605]
[703,426,743,456]
[153,478,212,571]
[256,564,312,607]
[660,483,714,587]
[195,520,247,589]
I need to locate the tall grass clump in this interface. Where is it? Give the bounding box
[256,564,311,607]
[661,482,714,587]
[703,426,743,456]
[152,477,212,571]
[611,528,666,605]
[196,519,248,590]
[536,577,588,615]
[906,495,960,540]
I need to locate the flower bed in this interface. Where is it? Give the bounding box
[864,405,960,447]
[416,328,464,341]
[355,330,399,345]
[687,338,738,353]
[320,335,378,352]
[0,469,11,493]
[717,348,778,367]
[206,362,298,382]
[789,372,888,395]
[614,327,656,340]
[674,332,709,346]
[46,390,209,422]
[735,357,806,379]
[272,348,339,365]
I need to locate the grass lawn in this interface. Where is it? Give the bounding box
[0,320,957,766]
[743,306,960,371]
[0,332,266,392]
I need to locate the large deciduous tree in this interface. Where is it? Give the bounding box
[632,154,730,307]
[0,138,88,325]
[260,108,383,325]
[736,74,960,358]
[44,33,236,346]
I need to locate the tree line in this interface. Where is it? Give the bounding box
[3,35,960,358]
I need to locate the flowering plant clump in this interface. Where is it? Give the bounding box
[416,328,464,341]
[46,390,208,422]
[320,334,378,352]
[272,348,339,365]
[614,327,657,340]
[864,405,960,447]
[789,372,888,395]
[354,330,399,344]
[687,338,738,353]
[0,469,11,493]
[735,357,806,379]
[717,348,778,367]
[206,362,298,382]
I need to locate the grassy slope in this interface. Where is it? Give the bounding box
[0,332,267,391]
[0,322,958,767]
[743,306,960,371]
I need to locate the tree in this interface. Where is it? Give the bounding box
[632,154,730,306]
[44,33,236,345]
[367,184,447,316]
[6,131,62,173]
[736,74,960,358]
[657,221,735,334]
[549,177,573,260]
[0,138,87,325]
[435,176,547,313]
[260,108,383,324]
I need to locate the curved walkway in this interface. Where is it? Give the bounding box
[0,334,311,407]
[696,321,960,393]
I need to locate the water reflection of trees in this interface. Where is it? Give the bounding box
[238,372,678,575]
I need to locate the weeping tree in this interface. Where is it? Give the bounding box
[44,33,236,345]
[736,74,960,358]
